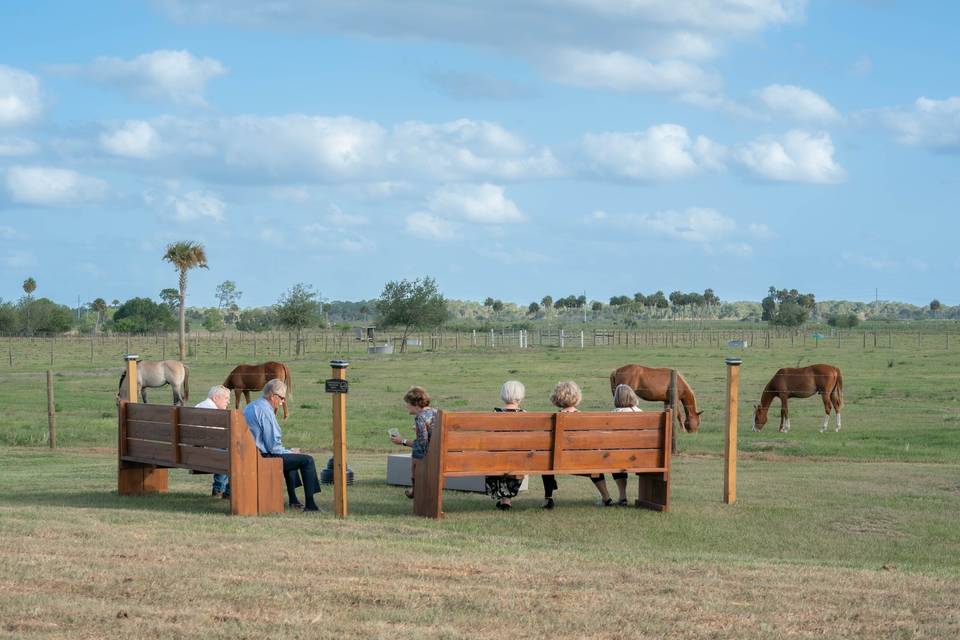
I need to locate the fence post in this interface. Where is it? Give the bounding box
[329,359,350,518]
[47,369,56,449]
[668,369,680,454]
[723,358,742,504]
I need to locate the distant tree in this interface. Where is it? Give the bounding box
[18,298,73,334]
[159,288,180,311]
[111,299,120,307]
[215,280,242,316]
[202,308,225,332]
[930,299,942,317]
[22,277,36,299]
[591,300,603,312]
[827,313,860,328]
[90,298,108,333]
[541,295,553,309]
[236,308,275,332]
[0,301,17,333]
[376,277,446,353]
[576,294,587,308]
[359,304,370,322]
[492,300,504,314]
[527,301,540,315]
[633,292,647,306]
[163,241,208,360]
[609,295,630,306]
[483,297,495,307]
[111,297,176,333]
[275,283,322,356]
[763,285,815,327]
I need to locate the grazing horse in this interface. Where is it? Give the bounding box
[610,364,703,432]
[117,360,190,406]
[222,361,292,418]
[753,364,843,433]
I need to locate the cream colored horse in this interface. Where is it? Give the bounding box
[117,360,190,405]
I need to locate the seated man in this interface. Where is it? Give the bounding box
[195,384,232,498]
[244,379,321,512]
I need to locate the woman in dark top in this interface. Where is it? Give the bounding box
[486,380,525,510]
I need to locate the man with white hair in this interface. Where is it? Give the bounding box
[244,378,321,512]
[195,384,231,498]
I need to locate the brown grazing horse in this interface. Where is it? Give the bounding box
[223,361,293,418]
[610,364,703,432]
[753,364,843,433]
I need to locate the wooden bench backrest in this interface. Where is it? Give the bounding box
[440,410,670,477]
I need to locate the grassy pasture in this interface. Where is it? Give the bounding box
[1,334,958,637]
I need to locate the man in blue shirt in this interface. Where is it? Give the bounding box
[244,379,321,512]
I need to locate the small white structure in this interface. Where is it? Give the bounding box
[727,339,749,349]
[386,453,528,493]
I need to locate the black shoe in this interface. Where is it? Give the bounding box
[600,498,614,507]
[212,490,224,498]
[496,501,512,511]
[541,498,554,510]
[288,502,304,510]
[302,505,322,513]
[616,498,629,506]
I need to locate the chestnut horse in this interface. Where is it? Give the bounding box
[117,360,189,406]
[752,364,843,433]
[223,361,293,418]
[610,364,703,432]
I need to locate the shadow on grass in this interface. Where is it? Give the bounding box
[0,488,234,515]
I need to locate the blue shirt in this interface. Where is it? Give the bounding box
[411,407,437,460]
[244,397,288,455]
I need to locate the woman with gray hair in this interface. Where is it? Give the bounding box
[486,380,526,510]
[590,384,643,506]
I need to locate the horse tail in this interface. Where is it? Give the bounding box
[182,365,190,402]
[833,369,843,410]
[284,363,293,398]
[118,370,126,395]
[609,369,617,396]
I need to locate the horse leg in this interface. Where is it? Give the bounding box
[831,384,843,432]
[820,392,832,433]
[140,386,148,404]
[243,390,250,406]
[173,384,183,406]
[779,396,789,433]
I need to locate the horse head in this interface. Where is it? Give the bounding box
[752,403,768,431]
[682,410,704,433]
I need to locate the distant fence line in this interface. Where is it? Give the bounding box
[0,327,955,369]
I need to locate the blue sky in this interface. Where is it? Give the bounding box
[0,1,956,308]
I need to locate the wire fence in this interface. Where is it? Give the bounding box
[0,326,954,371]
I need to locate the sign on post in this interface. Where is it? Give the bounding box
[328,359,350,518]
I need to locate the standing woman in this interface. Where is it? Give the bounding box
[542,380,582,509]
[486,380,526,510]
[389,386,437,499]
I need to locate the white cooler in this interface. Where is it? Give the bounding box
[386,453,528,493]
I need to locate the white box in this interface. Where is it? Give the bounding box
[386,453,527,493]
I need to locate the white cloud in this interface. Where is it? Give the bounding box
[582,124,725,181]
[842,252,897,270]
[426,183,526,224]
[0,137,39,157]
[326,204,368,226]
[100,120,160,158]
[167,190,226,223]
[878,96,960,152]
[756,84,841,123]
[90,114,559,183]
[340,238,376,253]
[0,65,43,127]
[736,130,845,183]
[546,50,720,93]
[5,166,108,206]
[3,250,35,268]
[158,1,805,95]
[69,50,227,106]
[747,222,776,240]
[405,212,457,240]
[589,206,768,253]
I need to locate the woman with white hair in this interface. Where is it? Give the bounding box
[485,380,526,510]
[590,384,642,506]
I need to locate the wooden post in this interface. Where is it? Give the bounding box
[46,370,56,448]
[723,358,742,504]
[125,356,139,403]
[119,355,168,493]
[668,369,680,454]
[328,360,350,518]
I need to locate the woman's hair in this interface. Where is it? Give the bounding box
[403,386,431,408]
[550,381,581,409]
[613,384,639,409]
[500,380,525,405]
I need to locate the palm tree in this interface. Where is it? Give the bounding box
[91,298,107,333]
[22,277,36,299]
[163,241,208,360]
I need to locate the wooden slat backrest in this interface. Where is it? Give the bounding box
[119,403,235,474]
[440,410,669,477]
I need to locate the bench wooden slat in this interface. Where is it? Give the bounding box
[179,407,230,429]
[126,419,173,443]
[560,449,662,471]
[444,412,554,432]
[562,429,664,450]
[444,450,552,474]
[179,424,229,448]
[125,439,176,465]
[444,430,553,451]
[126,403,176,423]
[179,446,229,474]
[557,413,666,430]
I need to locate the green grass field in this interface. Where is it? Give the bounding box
[1,336,958,638]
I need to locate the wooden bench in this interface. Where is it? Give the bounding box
[117,401,284,515]
[414,409,672,518]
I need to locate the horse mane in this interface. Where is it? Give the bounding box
[676,372,699,415]
[283,362,293,397]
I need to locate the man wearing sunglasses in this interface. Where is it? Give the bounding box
[244,378,321,512]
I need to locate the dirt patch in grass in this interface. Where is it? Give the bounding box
[831,515,907,539]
